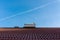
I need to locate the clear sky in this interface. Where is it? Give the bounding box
[0,0,60,28]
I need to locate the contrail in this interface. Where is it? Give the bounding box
[0,1,56,22]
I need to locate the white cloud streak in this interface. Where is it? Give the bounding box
[0,1,56,22]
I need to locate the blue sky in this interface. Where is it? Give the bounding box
[0,0,60,28]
